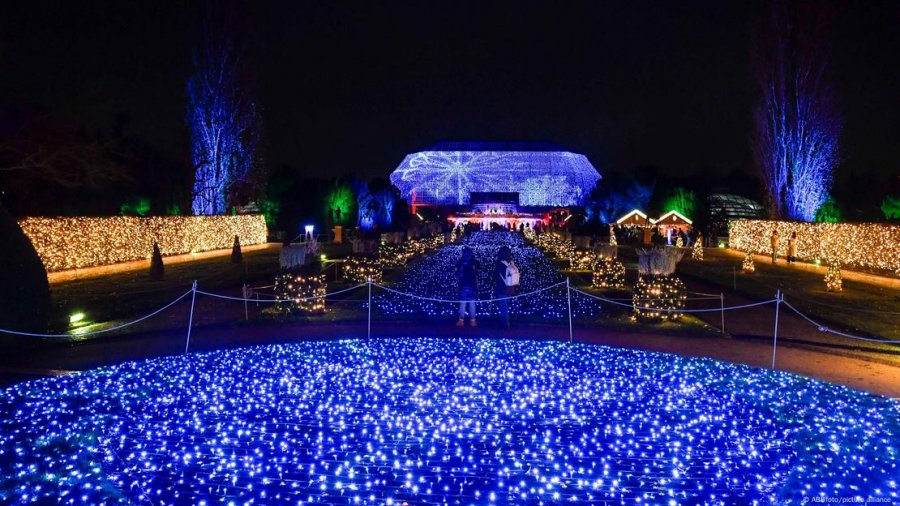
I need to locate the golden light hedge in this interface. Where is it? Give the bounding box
[19,215,268,272]
[729,219,900,275]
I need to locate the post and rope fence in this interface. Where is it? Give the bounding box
[242,284,250,321]
[185,280,198,354]
[367,277,372,340]
[1,277,896,364]
[720,293,725,334]
[771,289,781,370]
[566,278,573,343]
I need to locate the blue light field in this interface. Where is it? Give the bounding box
[0,339,897,504]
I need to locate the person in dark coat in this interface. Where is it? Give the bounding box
[495,246,516,327]
[456,246,478,326]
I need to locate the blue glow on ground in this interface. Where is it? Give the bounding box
[1,339,896,504]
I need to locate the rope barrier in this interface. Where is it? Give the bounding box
[781,300,900,344]
[570,288,777,314]
[0,288,194,338]
[196,283,368,303]
[781,294,900,315]
[371,280,567,304]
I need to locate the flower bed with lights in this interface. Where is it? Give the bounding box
[730,219,900,275]
[274,273,327,314]
[1,338,896,505]
[376,232,597,319]
[633,248,686,321]
[18,215,268,271]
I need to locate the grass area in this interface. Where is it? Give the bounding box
[48,242,353,332]
[676,247,900,349]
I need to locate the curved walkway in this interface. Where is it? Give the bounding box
[2,319,898,398]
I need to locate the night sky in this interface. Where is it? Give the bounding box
[2,0,899,181]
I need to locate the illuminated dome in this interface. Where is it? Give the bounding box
[390,142,601,207]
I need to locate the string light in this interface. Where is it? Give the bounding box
[344,256,383,285]
[390,148,600,207]
[742,251,756,273]
[730,219,900,275]
[632,276,686,321]
[825,262,843,292]
[274,273,326,313]
[1,339,896,504]
[18,215,268,271]
[592,257,626,289]
[691,237,704,260]
[570,250,595,271]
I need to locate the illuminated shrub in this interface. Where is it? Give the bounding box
[344,256,383,285]
[377,243,410,269]
[592,256,626,289]
[730,219,900,275]
[742,251,756,273]
[274,274,326,314]
[633,276,686,321]
[0,206,50,333]
[633,248,686,321]
[18,215,268,271]
[691,238,704,260]
[825,262,842,292]
[570,251,595,271]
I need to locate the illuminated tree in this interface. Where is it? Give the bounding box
[882,195,900,220]
[586,174,655,224]
[752,1,840,221]
[661,187,696,219]
[188,2,262,215]
[325,180,356,227]
[814,195,841,223]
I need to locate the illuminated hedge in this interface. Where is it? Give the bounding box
[730,220,900,275]
[18,215,268,272]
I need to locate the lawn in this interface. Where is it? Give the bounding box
[46,242,352,332]
[676,247,900,348]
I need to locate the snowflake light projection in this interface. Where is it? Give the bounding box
[1,339,897,505]
[390,149,601,206]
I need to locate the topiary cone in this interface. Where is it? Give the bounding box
[149,242,165,280]
[0,205,50,333]
[231,235,243,264]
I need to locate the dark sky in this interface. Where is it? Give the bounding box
[2,0,899,181]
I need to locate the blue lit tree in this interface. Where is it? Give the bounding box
[585,175,655,224]
[752,1,840,221]
[188,2,262,215]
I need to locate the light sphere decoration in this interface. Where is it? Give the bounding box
[1,339,897,505]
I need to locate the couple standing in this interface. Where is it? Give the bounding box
[455,246,519,327]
